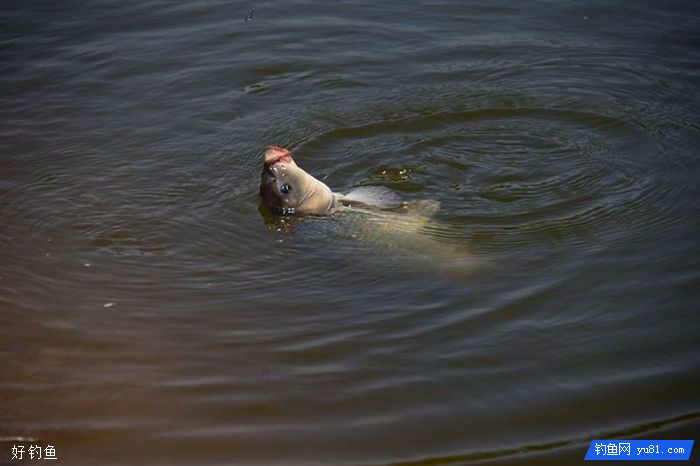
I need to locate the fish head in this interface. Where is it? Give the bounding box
[259,146,335,215]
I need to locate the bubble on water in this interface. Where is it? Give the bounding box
[244,8,254,22]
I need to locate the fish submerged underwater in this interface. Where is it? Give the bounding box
[258,145,479,274]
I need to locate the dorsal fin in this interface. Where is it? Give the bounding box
[337,186,402,209]
[398,199,441,217]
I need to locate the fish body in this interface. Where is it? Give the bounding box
[258,145,478,273]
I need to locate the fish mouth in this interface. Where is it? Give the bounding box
[264,145,292,166]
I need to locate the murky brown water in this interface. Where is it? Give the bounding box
[2,1,699,464]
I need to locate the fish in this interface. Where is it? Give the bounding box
[258,145,480,275]
[259,145,410,215]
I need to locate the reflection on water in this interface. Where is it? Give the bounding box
[1,0,699,464]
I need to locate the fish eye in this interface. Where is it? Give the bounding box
[280,183,292,195]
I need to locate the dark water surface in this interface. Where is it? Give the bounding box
[2,1,699,464]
